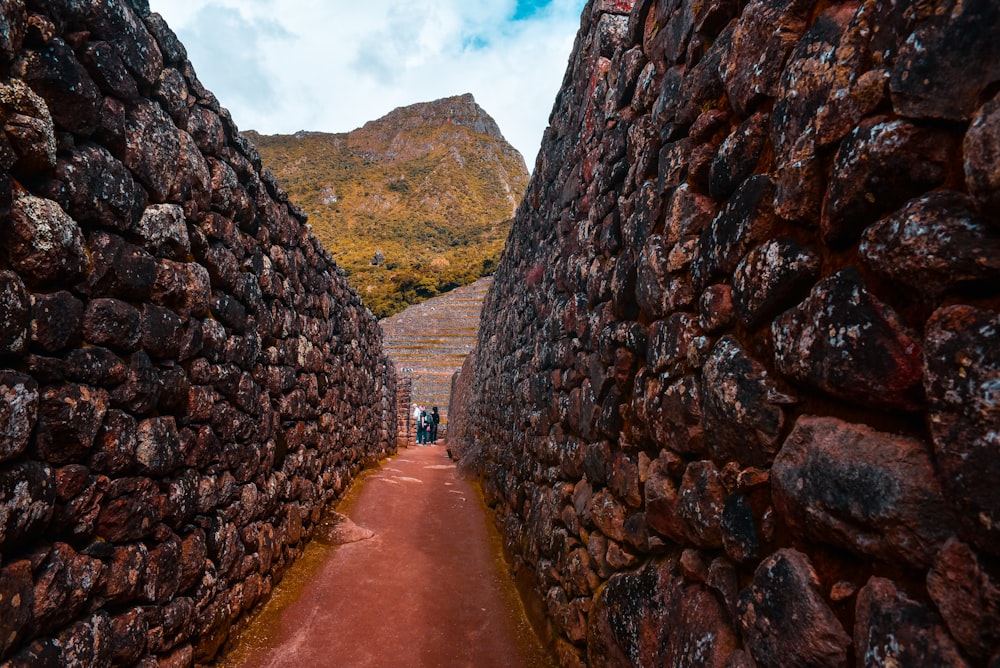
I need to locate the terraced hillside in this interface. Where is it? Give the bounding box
[381,277,492,425]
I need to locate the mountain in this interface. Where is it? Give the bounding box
[246,94,529,318]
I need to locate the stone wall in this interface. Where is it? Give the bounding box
[0,0,396,664]
[451,0,1000,665]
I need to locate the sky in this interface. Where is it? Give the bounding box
[149,0,589,169]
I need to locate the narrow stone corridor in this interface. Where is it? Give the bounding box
[220,443,551,667]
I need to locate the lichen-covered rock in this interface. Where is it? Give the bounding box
[34,383,109,464]
[3,191,88,287]
[30,290,84,352]
[0,370,37,461]
[773,269,923,410]
[923,306,1000,556]
[773,416,956,569]
[925,538,1000,664]
[854,576,968,668]
[964,93,1000,217]
[0,460,54,549]
[889,0,1000,121]
[737,549,851,667]
[0,270,29,355]
[731,238,819,328]
[860,191,1000,297]
[83,297,142,352]
[702,337,788,467]
[677,460,725,549]
[13,39,102,136]
[821,117,952,246]
[51,142,146,230]
[722,0,816,116]
[0,76,56,174]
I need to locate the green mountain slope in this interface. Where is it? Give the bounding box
[247,94,529,318]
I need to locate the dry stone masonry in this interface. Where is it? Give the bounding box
[0,0,396,664]
[450,0,1000,665]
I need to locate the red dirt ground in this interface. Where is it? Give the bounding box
[220,443,553,667]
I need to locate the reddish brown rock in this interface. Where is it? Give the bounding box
[855,577,968,667]
[644,453,686,543]
[722,0,816,116]
[731,238,820,328]
[29,290,83,352]
[923,306,1000,555]
[0,460,53,550]
[95,542,147,604]
[860,191,1000,298]
[3,190,88,287]
[95,476,160,542]
[0,370,37,461]
[821,117,952,246]
[51,143,146,230]
[702,336,788,467]
[737,548,851,667]
[965,93,1000,217]
[0,559,33,658]
[889,0,1000,121]
[773,269,923,411]
[926,538,1000,663]
[32,542,104,636]
[0,270,29,356]
[677,460,725,549]
[34,383,109,464]
[773,416,956,569]
[83,297,142,351]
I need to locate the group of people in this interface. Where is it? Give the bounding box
[412,405,440,445]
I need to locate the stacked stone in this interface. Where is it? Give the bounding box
[0,0,396,664]
[395,374,413,447]
[452,0,1000,665]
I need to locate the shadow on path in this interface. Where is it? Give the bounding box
[221,444,552,667]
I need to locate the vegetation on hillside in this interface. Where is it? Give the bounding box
[247,94,529,318]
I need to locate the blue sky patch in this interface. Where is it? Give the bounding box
[512,0,554,21]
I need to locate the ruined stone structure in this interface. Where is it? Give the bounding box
[0,1,396,664]
[451,0,1000,665]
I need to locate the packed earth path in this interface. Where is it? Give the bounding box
[220,442,552,667]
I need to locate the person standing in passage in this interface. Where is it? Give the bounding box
[412,403,422,445]
[430,407,440,444]
[417,407,429,445]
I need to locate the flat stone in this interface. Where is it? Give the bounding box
[316,511,374,544]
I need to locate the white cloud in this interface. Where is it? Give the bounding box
[148,0,587,169]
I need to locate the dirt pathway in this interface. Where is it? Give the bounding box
[221,444,551,667]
